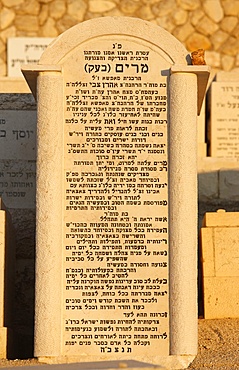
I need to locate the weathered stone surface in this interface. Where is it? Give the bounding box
[0,7,15,30]
[38,0,53,3]
[221,54,235,71]
[0,25,16,42]
[102,7,123,16]
[0,39,5,54]
[137,5,155,20]
[49,0,66,19]
[210,30,229,50]
[89,0,117,13]
[173,21,194,42]
[67,0,87,21]
[202,0,224,23]
[56,14,78,33]
[222,0,239,16]
[152,0,176,16]
[39,4,48,25]
[190,8,204,26]
[2,0,23,6]
[198,171,219,201]
[0,59,7,76]
[17,0,40,15]
[220,16,238,33]
[155,16,175,33]
[186,32,211,51]
[196,15,219,36]
[219,170,239,200]
[40,17,58,36]
[205,51,221,68]
[171,8,188,26]
[142,0,161,3]
[176,0,200,11]
[15,15,38,32]
[220,37,239,57]
[232,24,239,39]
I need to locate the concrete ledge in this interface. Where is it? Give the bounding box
[0,77,31,93]
[198,157,239,201]
[36,356,196,369]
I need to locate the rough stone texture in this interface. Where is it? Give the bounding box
[201,211,239,319]
[202,0,224,23]
[0,0,239,73]
[186,32,212,51]
[0,7,15,30]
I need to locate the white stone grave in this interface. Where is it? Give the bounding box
[7,37,54,77]
[22,17,209,369]
[209,71,239,157]
[0,110,36,208]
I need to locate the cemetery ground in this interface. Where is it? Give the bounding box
[0,319,239,369]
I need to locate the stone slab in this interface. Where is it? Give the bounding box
[0,110,36,209]
[203,277,239,319]
[198,171,219,200]
[219,168,239,200]
[0,78,31,93]
[0,110,36,160]
[201,210,239,319]
[21,16,202,366]
[209,81,239,158]
[203,210,239,227]
[7,37,53,77]
[216,71,239,81]
[197,158,239,201]
[214,227,239,276]
[200,228,214,277]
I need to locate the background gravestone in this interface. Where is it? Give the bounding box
[22,17,209,368]
[0,110,36,209]
[7,38,53,77]
[209,72,239,157]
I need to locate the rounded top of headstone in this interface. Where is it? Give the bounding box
[39,17,190,66]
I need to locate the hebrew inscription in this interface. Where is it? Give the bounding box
[63,37,169,357]
[7,37,53,77]
[0,110,36,208]
[210,82,239,157]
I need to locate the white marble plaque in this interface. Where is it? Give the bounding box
[210,81,239,157]
[63,37,169,358]
[7,37,53,77]
[0,110,36,208]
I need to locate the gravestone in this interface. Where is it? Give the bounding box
[7,38,53,77]
[201,210,239,318]
[22,17,209,369]
[0,110,36,208]
[209,71,239,157]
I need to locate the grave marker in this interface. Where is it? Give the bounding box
[7,37,53,77]
[209,72,239,157]
[0,110,36,208]
[22,17,209,368]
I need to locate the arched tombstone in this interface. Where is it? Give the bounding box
[22,17,209,369]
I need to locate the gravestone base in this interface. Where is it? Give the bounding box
[37,356,196,369]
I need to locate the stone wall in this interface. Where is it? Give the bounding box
[1,0,239,75]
